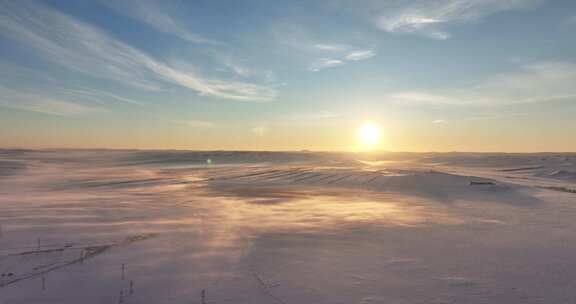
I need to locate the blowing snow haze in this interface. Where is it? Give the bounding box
[1,1,576,303]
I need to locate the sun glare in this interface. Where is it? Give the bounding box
[356,121,381,148]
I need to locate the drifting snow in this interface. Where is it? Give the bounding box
[1,150,575,303]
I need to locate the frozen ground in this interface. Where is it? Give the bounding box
[0,149,576,304]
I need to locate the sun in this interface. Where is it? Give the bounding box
[355,121,381,148]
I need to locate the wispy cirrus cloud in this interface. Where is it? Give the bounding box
[373,0,541,40]
[310,49,375,71]
[389,61,576,106]
[62,88,142,105]
[0,1,276,102]
[311,58,345,71]
[0,61,140,115]
[313,43,351,52]
[101,0,220,45]
[474,61,576,102]
[272,25,376,72]
[0,85,103,116]
[106,0,278,90]
[344,49,376,61]
[3,98,102,116]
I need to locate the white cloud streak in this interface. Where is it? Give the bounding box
[311,49,375,71]
[272,26,375,72]
[63,88,142,105]
[311,58,345,71]
[0,1,276,102]
[374,0,541,39]
[344,49,376,61]
[314,43,350,52]
[101,0,219,45]
[0,61,142,115]
[389,61,576,106]
[0,86,103,116]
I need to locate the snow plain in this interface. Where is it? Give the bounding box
[1,149,576,304]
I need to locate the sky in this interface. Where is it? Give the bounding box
[0,0,575,152]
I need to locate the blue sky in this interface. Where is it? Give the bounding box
[1,0,575,151]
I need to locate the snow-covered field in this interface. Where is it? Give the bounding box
[1,149,576,304]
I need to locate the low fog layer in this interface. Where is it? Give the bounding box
[1,150,576,303]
